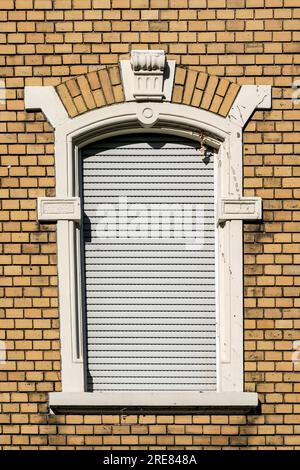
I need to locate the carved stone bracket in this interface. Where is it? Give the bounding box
[218,197,262,223]
[37,197,81,222]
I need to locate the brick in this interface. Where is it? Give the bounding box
[174,67,187,86]
[172,85,184,103]
[86,71,101,91]
[97,69,114,104]
[93,88,106,107]
[183,69,198,104]
[76,75,96,110]
[201,75,219,110]
[218,82,241,116]
[65,79,81,98]
[191,88,204,107]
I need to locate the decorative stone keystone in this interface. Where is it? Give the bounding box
[130,50,166,101]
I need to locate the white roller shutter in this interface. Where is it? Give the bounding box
[81,134,217,392]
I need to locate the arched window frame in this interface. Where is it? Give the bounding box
[25,67,271,413]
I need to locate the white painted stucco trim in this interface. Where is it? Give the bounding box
[49,391,258,412]
[24,86,68,128]
[25,82,271,409]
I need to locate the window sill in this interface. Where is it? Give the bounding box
[49,391,259,415]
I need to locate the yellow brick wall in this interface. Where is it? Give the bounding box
[0,0,300,449]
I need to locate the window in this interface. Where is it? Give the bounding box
[25,69,270,411]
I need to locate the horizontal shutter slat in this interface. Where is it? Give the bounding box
[85,304,215,312]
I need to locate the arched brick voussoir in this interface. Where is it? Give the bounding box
[55,64,240,120]
[172,67,241,118]
[55,66,124,119]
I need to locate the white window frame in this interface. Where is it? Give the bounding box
[25,84,271,412]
